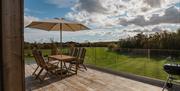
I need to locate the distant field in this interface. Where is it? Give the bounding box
[24,47,180,81]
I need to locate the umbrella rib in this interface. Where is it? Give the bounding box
[64,23,76,31]
[26,22,57,30]
[48,23,58,31]
[82,24,90,29]
[25,22,43,28]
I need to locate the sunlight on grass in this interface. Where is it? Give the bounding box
[85,47,180,81]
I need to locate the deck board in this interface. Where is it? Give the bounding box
[25,64,165,91]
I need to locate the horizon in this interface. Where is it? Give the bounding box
[24,0,180,43]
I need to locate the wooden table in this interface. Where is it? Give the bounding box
[48,55,77,78]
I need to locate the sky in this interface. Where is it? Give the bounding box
[24,0,180,43]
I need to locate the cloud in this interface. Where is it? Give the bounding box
[149,6,180,24]
[25,8,31,12]
[143,0,164,7]
[127,24,180,32]
[46,0,77,8]
[65,0,179,29]
[75,0,108,14]
[24,23,180,43]
[24,0,180,43]
[151,27,165,32]
[119,6,180,26]
[119,15,147,26]
[24,15,39,27]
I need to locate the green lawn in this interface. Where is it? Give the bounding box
[85,48,169,80]
[24,47,180,81]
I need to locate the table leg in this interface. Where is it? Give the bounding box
[76,60,78,74]
[60,60,62,79]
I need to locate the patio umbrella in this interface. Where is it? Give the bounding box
[26,18,89,54]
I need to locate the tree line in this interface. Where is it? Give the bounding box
[24,41,118,49]
[118,29,180,50]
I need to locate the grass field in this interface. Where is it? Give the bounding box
[24,47,180,81]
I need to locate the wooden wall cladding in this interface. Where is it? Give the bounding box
[1,0,24,91]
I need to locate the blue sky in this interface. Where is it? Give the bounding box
[24,0,180,43]
[25,0,72,19]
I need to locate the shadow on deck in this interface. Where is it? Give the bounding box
[25,64,165,91]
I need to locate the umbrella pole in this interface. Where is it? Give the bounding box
[59,23,62,56]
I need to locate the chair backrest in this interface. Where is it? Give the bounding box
[36,50,47,68]
[32,50,47,68]
[51,48,59,55]
[70,48,79,57]
[77,48,86,64]
[69,48,74,56]
[74,48,80,57]
[32,50,42,67]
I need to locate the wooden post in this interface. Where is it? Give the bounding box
[1,0,24,91]
[0,12,3,91]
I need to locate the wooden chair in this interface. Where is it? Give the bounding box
[69,48,87,70]
[32,50,58,76]
[68,48,74,56]
[32,50,59,81]
[49,48,60,64]
[69,47,79,57]
[32,50,41,76]
[63,48,79,68]
[51,47,59,55]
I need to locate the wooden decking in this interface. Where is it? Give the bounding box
[25,64,165,91]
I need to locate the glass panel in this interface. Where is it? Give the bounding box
[95,47,117,69]
[84,30,180,84]
[85,46,96,65]
[114,48,148,77]
[148,30,180,83]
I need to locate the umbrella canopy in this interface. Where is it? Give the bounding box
[26,18,89,54]
[26,18,89,31]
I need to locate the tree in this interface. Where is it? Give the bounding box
[118,29,180,50]
[108,43,118,51]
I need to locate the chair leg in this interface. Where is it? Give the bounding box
[63,62,68,69]
[68,63,77,74]
[49,70,59,77]
[35,68,43,80]
[41,72,48,81]
[76,63,80,74]
[54,71,59,77]
[68,63,73,70]
[56,61,60,66]
[32,66,39,75]
[82,64,87,70]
